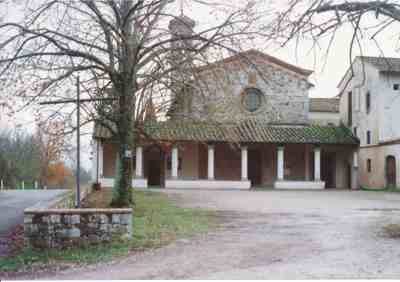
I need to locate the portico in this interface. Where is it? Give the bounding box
[161,143,252,190]
[92,119,359,190]
[274,144,325,189]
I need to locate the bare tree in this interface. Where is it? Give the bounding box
[34,117,65,188]
[0,0,265,206]
[269,1,400,62]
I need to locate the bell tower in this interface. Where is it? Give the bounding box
[168,12,196,120]
[168,13,196,51]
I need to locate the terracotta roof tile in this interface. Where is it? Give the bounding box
[309,98,339,113]
[94,120,358,145]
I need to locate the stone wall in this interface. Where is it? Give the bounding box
[173,52,311,125]
[24,208,132,248]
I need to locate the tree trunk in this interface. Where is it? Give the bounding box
[111,0,136,207]
[111,85,134,207]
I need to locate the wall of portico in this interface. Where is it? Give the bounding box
[98,140,355,189]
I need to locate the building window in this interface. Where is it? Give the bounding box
[367,159,372,172]
[394,84,399,91]
[366,130,371,145]
[366,91,371,113]
[353,127,358,137]
[242,87,263,112]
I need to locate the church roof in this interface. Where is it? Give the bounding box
[309,98,339,113]
[196,49,313,77]
[94,120,358,145]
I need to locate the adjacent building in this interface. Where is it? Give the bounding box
[338,56,400,188]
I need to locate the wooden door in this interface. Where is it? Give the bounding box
[321,152,336,188]
[148,160,161,186]
[248,149,262,187]
[386,156,396,188]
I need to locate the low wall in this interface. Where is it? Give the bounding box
[100,178,148,188]
[274,180,325,190]
[165,179,251,190]
[24,208,132,248]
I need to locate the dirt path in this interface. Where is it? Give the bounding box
[23,190,400,279]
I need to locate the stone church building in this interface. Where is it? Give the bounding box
[92,15,359,190]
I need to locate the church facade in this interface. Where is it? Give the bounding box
[91,16,359,190]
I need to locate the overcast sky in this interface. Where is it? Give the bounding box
[1,0,400,170]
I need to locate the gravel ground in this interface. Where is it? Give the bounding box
[26,189,400,279]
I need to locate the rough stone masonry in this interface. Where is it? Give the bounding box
[24,208,132,248]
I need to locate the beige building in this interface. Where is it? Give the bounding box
[338,56,400,188]
[91,15,359,190]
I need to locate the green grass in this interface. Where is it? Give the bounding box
[360,186,400,192]
[0,190,215,273]
[131,190,215,248]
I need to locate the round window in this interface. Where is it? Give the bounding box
[242,88,263,112]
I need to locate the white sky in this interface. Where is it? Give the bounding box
[1,0,400,170]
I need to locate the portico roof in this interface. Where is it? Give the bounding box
[94,119,358,145]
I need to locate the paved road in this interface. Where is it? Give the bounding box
[0,189,66,258]
[0,190,66,235]
[30,190,400,279]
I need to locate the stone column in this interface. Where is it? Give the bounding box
[135,146,143,178]
[172,146,179,179]
[241,146,248,180]
[351,149,359,189]
[305,145,311,181]
[314,146,321,181]
[277,146,285,180]
[208,144,215,180]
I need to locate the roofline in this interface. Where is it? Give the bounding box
[337,57,359,90]
[309,110,339,113]
[309,97,340,113]
[196,49,313,77]
[309,97,339,100]
[337,55,400,93]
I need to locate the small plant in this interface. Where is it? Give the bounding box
[383,224,400,238]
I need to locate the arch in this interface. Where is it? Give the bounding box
[386,155,397,188]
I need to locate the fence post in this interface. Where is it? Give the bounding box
[22,181,25,190]
[0,179,3,191]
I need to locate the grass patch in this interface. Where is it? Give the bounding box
[0,189,215,273]
[360,186,400,192]
[0,241,130,272]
